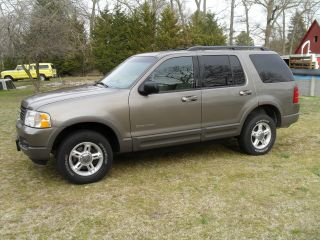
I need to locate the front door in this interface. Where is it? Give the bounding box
[129,56,201,150]
[200,54,257,140]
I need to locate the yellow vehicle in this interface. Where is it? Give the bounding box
[0,63,57,81]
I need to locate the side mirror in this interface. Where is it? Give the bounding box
[139,81,159,96]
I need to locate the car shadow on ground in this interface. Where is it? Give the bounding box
[113,137,241,167]
[31,137,241,183]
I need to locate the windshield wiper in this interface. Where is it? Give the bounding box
[95,81,109,88]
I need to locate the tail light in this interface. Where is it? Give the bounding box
[293,85,299,104]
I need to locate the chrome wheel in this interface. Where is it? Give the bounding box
[251,122,271,149]
[68,142,104,176]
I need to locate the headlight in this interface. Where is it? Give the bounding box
[24,110,51,128]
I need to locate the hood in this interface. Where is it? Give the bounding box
[22,84,117,109]
[1,70,12,75]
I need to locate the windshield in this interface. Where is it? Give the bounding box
[100,56,157,88]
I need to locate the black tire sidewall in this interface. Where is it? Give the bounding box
[56,130,113,184]
[239,114,276,155]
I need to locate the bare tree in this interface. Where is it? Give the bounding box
[229,0,236,45]
[281,9,286,54]
[241,0,252,35]
[90,0,100,36]
[0,0,78,92]
[254,0,302,47]
[194,0,201,12]
[175,0,186,26]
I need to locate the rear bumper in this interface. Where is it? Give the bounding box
[281,113,299,128]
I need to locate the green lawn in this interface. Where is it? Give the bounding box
[1,80,320,239]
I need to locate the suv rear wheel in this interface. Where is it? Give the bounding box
[56,130,113,184]
[239,113,276,155]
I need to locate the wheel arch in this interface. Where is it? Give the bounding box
[51,122,120,154]
[241,104,282,129]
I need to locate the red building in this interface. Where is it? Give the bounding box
[295,19,320,54]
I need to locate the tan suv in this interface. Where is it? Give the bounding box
[16,46,300,183]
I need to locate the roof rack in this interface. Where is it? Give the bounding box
[187,46,269,51]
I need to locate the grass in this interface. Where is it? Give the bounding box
[1,80,320,239]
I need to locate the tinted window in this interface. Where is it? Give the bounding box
[16,66,23,70]
[201,56,232,87]
[150,57,194,92]
[250,54,294,83]
[38,65,49,69]
[230,56,245,85]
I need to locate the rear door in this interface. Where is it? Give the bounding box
[129,56,202,150]
[200,54,257,140]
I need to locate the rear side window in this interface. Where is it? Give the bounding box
[230,56,245,85]
[38,65,49,69]
[200,55,246,87]
[201,56,232,87]
[250,54,294,83]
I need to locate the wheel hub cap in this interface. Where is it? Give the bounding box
[257,131,265,141]
[251,122,272,150]
[80,153,92,165]
[68,142,105,177]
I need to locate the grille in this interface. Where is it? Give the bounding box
[20,106,26,123]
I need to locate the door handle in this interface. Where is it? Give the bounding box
[181,95,198,102]
[239,90,252,96]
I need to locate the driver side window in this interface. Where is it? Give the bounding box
[149,57,194,92]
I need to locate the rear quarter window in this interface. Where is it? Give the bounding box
[250,54,294,83]
[39,65,49,69]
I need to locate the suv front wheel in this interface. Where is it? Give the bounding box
[56,130,113,184]
[239,113,276,155]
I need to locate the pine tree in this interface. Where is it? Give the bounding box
[189,11,226,46]
[92,8,132,74]
[235,31,254,46]
[287,11,307,54]
[156,7,182,50]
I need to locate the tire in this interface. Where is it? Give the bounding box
[39,74,46,81]
[56,130,113,184]
[4,75,15,81]
[238,113,276,155]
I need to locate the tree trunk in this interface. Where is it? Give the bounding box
[242,0,250,35]
[90,0,98,37]
[170,0,174,11]
[203,0,206,14]
[195,0,201,12]
[289,23,297,54]
[22,63,40,93]
[229,0,235,45]
[175,0,185,26]
[151,0,157,12]
[282,10,286,55]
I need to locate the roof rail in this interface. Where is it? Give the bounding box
[187,46,269,51]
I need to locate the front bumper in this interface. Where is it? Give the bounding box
[16,120,55,162]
